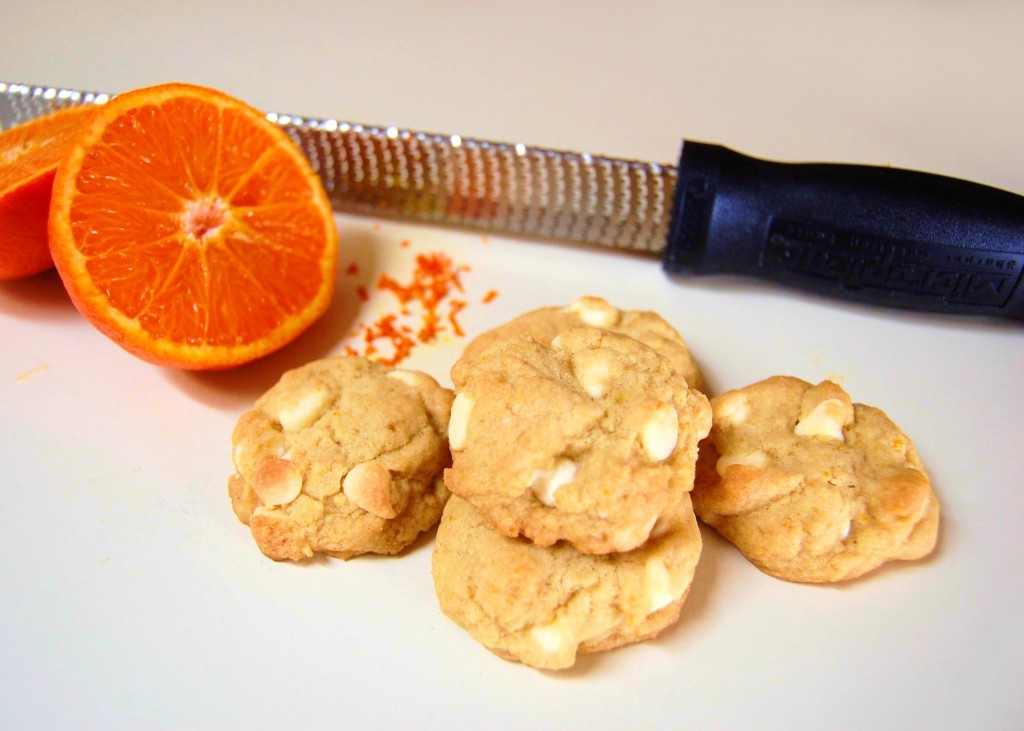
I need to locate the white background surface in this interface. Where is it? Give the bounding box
[2,1,1023,729]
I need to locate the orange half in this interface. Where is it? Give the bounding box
[47,83,338,369]
[0,104,96,280]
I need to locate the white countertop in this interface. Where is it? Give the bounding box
[2,1,1022,728]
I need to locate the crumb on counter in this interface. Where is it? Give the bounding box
[15,363,49,383]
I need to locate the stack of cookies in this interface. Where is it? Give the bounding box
[431,297,713,670]
[225,294,942,673]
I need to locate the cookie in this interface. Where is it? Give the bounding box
[460,295,705,392]
[228,356,453,561]
[692,376,939,583]
[432,493,702,670]
[446,326,712,554]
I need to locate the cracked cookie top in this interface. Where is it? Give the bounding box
[228,356,453,561]
[692,376,940,583]
[445,326,711,555]
[459,295,705,392]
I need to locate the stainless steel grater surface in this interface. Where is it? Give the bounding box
[0,81,675,256]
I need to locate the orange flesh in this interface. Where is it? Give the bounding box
[50,85,337,367]
[0,104,96,279]
[0,105,93,193]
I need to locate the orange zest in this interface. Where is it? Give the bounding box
[345,250,470,366]
[347,313,417,366]
[47,83,338,369]
[0,104,96,280]
[378,251,468,343]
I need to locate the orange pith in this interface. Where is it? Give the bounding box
[0,104,96,280]
[47,83,339,369]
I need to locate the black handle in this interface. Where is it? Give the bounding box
[664,141,1024,321]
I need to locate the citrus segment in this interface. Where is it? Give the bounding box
[48,83,339,369]
[0,104,96,280]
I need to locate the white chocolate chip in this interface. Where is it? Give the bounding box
[250,506,314,559]
[530,620,572,654]
[572,351,618,399]
[277,387,331,432]
[568,296,621,328]
[342,461,396,519]
[715,450,768,477]
[713,392,749,425]
[839,518,852,541]
[252,457,303,507]
[234,440,286,470]
[794,398,849,441]
[529,458,577,507]
[644,557,680,614]
[232,443,247,470]
[387,369,434,390]
[448,392,474,451]
[641,403,679,462]
[649,517,672,540]
[906,486,932,524]
[610,514,659,552]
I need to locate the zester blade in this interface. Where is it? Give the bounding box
[0,81,674,256]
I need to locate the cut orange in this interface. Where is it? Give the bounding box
[48,83,338,369]
[0,104,96,280]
